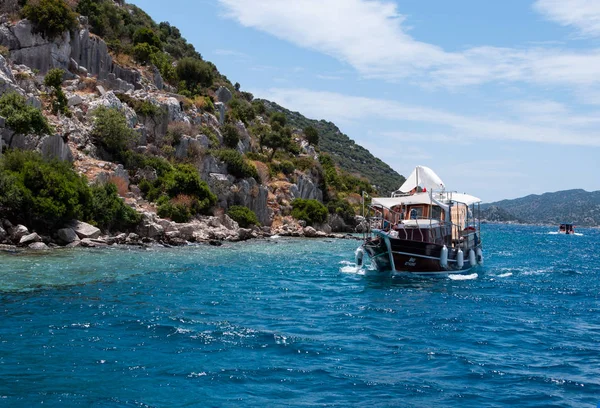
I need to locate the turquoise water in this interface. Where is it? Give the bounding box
[0,224,599,407]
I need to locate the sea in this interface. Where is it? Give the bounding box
[0,224,599,407]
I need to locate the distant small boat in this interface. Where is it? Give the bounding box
[356,166,483,275]
[558,223,575,235]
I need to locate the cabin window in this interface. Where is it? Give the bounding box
[409,206,424,219]
[431,206,442,220]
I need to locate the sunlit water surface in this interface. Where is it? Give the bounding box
[1,224,599,407]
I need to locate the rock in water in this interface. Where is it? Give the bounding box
[67,220,101,239]
[57,228,80,244]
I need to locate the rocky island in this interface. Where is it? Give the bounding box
[0,0,402,250]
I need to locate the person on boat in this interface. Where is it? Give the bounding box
[410,208,418,220]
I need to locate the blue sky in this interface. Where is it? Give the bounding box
[129,0,600,202]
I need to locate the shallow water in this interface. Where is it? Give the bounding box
[1,224,599,407]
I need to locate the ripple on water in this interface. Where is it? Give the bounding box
[1,226,599,407]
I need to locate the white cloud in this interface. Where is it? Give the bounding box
[534,0,600,37]
[218,0,600,88]
[255,87,600,147]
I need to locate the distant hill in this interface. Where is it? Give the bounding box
[481,189,600,227]
[261,100,405,196]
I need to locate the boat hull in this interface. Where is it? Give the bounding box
[361,232,480,275]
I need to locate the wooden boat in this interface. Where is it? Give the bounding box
[356,166,483,275]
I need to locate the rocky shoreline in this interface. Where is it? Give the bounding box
[0,213,362,253]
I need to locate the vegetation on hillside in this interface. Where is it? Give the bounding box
[481,189,600,227]
[261,100,405,196]
[0,150,140,231]
[2,0,409,230]
[0,92,53,135]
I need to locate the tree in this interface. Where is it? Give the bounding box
[270,111,287,127]
[22,0,78,39]
[175,57,213,93]
[291,198,328,226]
[0,92,53,135]
[222,123,240,148]
[90,107,137,160]
[132,27,162,49]
[304,126,319,146]
[227,205,259,228]
[44,68,69,115]
[264,125,292,161]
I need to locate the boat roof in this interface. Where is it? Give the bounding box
[397,165,445,193]
[372,191,481,208]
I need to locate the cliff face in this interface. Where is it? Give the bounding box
[0,16,343,233]
[1,17,142,91]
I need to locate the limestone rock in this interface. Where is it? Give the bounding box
[57,227,79,244]
[10,224,29,242]
[67,220,101,239]
[303,226,318,237]
[19,232,41,245]
[29,242,49,250]
[0,54,22,96]
[290,174,323,202]
[39,134,73,162]
[139,222,164,238]
[67,94,83,107]
[0,226,6,242]
[214,102,225,125]
[216,86,232,103]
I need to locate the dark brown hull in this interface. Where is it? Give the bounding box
[361,233,481,274]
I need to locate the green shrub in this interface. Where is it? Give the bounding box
[228,98,255,125]
[327,199,356,223]
[90,182,141,231]
[44,68,69,116]
[116,93,163,118]
[0,92,53,135]
[156,194,205,223]
[176,57,213,94]
[22,0,78,39]
[132,42,158,65]
[222,123,240,148]
[0,150,92,230]
[292,156,317,171]
[227,205,259,228]
[214,149,259,180]
[270,160,295,176]
[43,67,63,88]
[132,27,161,49]
[252,100,266,115]
[304,126,319,146]
[90,107,137,159]
[291,198,328,226]
[140,163,216,216]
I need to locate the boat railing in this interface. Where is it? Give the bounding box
[364,204,479,249]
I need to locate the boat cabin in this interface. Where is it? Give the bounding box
[558,223,575,234]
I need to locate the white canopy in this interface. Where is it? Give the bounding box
[398,165,445,193]
[371,191,481,209]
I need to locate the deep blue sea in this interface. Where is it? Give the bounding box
[1,224,599,407]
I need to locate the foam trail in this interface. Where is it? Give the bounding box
[448,273,478,280]
[497,272,513,278]
[339,261,365,275]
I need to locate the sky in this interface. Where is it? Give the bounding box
[129,0,600,202]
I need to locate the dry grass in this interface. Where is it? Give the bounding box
[254,161,270,184]
[171,194,194,206]
[81,77,97,93]
[108,176,129,197]
[113,53,134,68]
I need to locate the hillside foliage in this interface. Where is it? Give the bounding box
[260,100,405,196]
[481,189,600,227]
